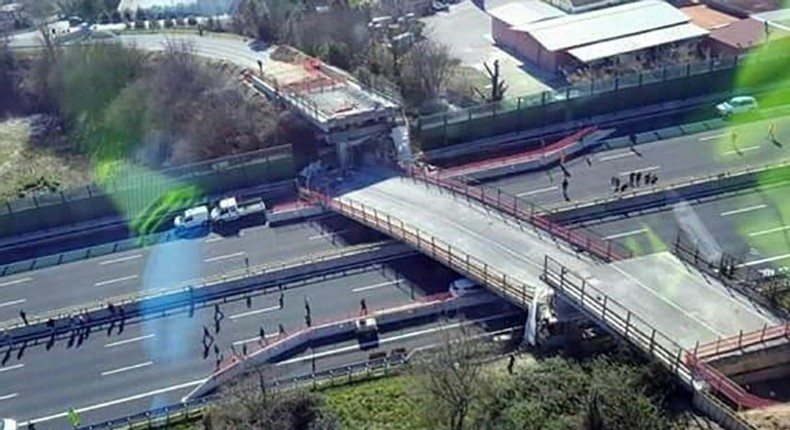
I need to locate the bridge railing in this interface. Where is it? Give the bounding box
[541,255,777,412]
[404,166,633,262]
[693,322,790,362]
[300,188,535,306]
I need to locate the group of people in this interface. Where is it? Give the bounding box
[611,170,657,193]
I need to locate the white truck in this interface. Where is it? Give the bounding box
[210,197,267,223]
[174,196,267,230]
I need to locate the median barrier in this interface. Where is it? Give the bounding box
[548,160,790,225]
[0,241,416,346]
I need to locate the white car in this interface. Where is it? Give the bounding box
[1,418,18,430]
[173,206,210,230]
[716,96,758,117]
[449,278,483,296]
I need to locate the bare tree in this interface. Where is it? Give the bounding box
[410,322,492,430]
[400,40,459,107]
[207,366,339,430]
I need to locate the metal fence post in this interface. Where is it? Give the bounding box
[649,329,656,353]
[601,296,608,319]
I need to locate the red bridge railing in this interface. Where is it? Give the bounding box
[693,322,790,362]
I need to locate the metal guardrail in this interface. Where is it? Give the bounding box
[541,255,771,416]
[300,188,535,306]
[0,241,409,342]
[404,166,633,262]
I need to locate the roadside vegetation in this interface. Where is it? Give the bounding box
[178,331,711,430]
[0,35,288,200]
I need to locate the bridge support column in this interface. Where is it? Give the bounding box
[523,291,540,346]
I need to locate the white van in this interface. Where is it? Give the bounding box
[173,206,210,230]
[1,418,18,430]
[449,278,482,296]
[716,96,758,117]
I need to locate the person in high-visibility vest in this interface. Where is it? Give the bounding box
[67,407,81,428]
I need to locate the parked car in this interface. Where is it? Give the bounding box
[716,96,758,117]
[449,278,483,297]
[1,418,18,430]
[432,1,450,12]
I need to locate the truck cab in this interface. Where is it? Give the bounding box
[173,206,209,230]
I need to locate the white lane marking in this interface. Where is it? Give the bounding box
[101,361,154,376]
[105,334,155,348]
[0,277,32,288]
[351,280,399,293]
[232,333,279,346]
[0,393,18,401]
[26,379,205,426]
[99,254,142,266]
[230,305,280,320]
[0,298,26,308]
[204,251,245,263]
[748,225,790,238]
[609,264,725,337]
[618,165,661,176]
[309,228,351,240]
[720,204,768,217]
[699,133,727,142]
[516,186,558,197]
[723,145,760,156]
[95,274,138,287]
[599,151,636,162]
[738,253,790,268]
[603,229,648,240]
[0,364,24,373]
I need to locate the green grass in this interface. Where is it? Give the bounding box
[321,375,426,430]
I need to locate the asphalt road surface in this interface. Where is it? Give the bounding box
[0,261,483,428]
[570,183,790,273]
[488,114,790,209]
[0,215,380,323]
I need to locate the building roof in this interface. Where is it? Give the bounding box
[513,0,691,52]
[702,0,782,17]
[567,22,709,63]
[680,5,739,30]
[488,1,566,28]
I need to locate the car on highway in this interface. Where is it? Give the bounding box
[174,206,210,230]
[1,418,18,430]
[432,1,450,12]
[716,96,758,117]
[449,278,483,296]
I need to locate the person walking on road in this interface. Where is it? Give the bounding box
[769,122,778,144]
[561,177,569,201]
[279,292,285,309]
[19,309,28,326]
[360,298,368,315]
[731,129,739,152]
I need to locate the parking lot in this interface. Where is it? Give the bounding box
[422,0,565,96]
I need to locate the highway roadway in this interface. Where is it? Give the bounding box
[567,182,790,273]
[0,259,492,428]
[4,113,789,321]
[488,115,790,209]
[0,215,378,323]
